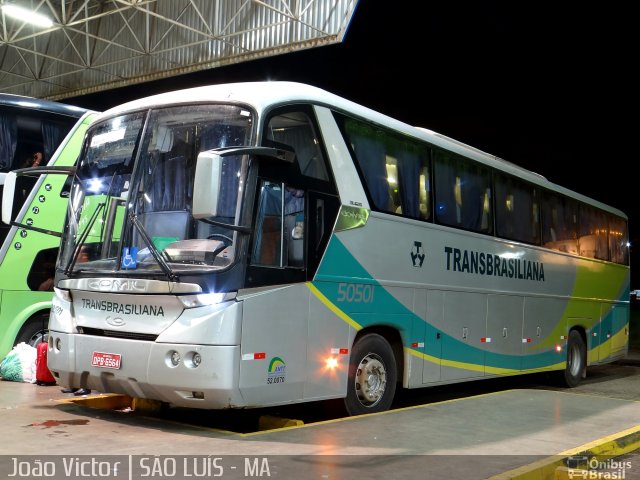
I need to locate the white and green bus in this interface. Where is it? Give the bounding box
[0,94,96,361]
[16,82,627,415]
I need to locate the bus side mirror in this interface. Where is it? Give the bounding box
[1,171,17,225]
[192,146,294,219]
[2,166,75,226]
[193,151,225,218]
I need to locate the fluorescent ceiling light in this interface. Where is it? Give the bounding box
[2,4,53,28]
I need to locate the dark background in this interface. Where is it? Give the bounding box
[67,2,637,287]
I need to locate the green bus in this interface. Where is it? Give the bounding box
[0,94,95,361]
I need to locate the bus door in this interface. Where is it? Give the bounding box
[239,106,341,405]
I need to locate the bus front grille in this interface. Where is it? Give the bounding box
[79,327,158,342]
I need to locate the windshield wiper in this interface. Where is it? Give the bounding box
[128,212,178,281]
[64,202,105,274]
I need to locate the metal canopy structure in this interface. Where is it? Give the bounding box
[0,0,358,100]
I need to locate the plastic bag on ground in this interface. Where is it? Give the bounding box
[0,342,37,383]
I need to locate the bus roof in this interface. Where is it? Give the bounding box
[97,81,627,219]
[0,93,89,118]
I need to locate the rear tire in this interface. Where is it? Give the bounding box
[555,330,586,387]
[344,333,397,416]
[15,313,50,348]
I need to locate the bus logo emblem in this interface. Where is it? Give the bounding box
[411,241,425,267]
[105,316,126,327]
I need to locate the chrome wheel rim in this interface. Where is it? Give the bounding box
[355,353,387,407]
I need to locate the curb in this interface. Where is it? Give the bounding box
[489,424,640,479]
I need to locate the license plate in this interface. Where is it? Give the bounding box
[91,351,121,369]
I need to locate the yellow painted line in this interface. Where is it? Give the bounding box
[238,389,520,437]
[405,347,565,376]
[489,424,640,480]
[306,282,362,330]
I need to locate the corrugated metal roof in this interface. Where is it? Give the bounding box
[0,0,358,100]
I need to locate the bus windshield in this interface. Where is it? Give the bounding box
[59,104,254,275]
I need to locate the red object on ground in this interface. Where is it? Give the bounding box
[35,341,56,386]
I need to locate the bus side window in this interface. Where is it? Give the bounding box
[266,111,329,181]
[27,247,58,292]
[252,181,305,268]
[434,151,492,234]
[542,193,577,254]
[579,204,609,260]
[495,173,540,245]
[608,215,629,265]
[253,181,284,266]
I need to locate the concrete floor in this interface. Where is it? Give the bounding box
[1,361,639,479]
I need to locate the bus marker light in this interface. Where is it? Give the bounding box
[340,348,348,355]
[481,337,492,343]
[522,338,531,343]
[325,357,339,369]
[592,332,597,337]
[242,352,266,360]
[560,335,567,340]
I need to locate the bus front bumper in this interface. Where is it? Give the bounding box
[47,331,245,409]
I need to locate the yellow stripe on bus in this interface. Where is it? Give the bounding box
[306,282,362,331]
[405,347,565,376]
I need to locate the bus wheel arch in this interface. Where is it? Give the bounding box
[15,312,50,348]
[555,328,587,388]
[344,328,401,416]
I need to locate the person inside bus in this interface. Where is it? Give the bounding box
[37,264,55,291]
[23,151,43,168]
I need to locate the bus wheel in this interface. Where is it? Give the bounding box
[556,330,586,388]
[344,333,397,416]
[15,314,49,348]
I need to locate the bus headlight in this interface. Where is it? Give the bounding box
[179,292,236,308]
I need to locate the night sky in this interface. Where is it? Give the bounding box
[66,2,637,286]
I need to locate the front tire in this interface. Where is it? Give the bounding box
[344,333,397,416]
[556,330,586,387]
[15,313,49,348]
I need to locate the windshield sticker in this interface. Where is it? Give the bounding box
[121,247,138,269]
